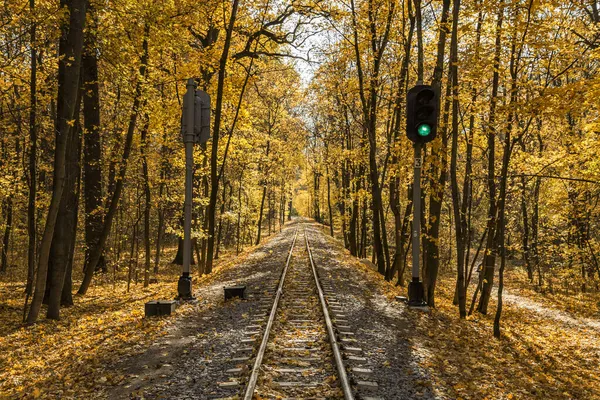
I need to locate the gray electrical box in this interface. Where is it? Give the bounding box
[196,90,211,144]
[181,88,211,144]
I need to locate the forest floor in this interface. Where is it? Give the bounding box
[1,222,599,399]
[316,224,600,400]
[0,240,268,399]
[502,270,600,321]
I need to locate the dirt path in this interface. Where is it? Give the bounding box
[500,290,600,331]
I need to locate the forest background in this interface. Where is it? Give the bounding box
[0,0,600,398]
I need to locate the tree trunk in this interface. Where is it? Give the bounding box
[495,4,530,336]
[532,134,543,286]
[27,0,87,324]
[78,21,149,295]
[140,113,151,287]
[82,6,106,274]
[459,4,482,302]
[267,184,272,236]
[154,128,168,275]
[256,185,267,245]
[388,184,413,283]
[424,0,451,307]
[205,0,240,274]
[326,165,334,236]
[477,2,504,315]
[521,174,533,280]
[215,180,228,259]
[256,136,271,245]
[448,0,466,317]
[313,168,321,222]
[236,170,244,254]
[1,198,12,273]
[360,196,368,258]
[25,0,37,299]
[46,88,82,319]
[387,2,414,281]
[349,166,359,256]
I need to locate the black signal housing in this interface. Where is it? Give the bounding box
[406,84,440,144]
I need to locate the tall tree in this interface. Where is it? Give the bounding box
[477,0,505,315]
[78,21,150,295]
[204,0,239,274]
[25,0,38,305]
[423,0,451,307]
[82,3,106,275]
[27,0,88,324]
[349,0,396,275]
[448,0,465,318]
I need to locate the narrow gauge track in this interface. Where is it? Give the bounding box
[242,226,354,400]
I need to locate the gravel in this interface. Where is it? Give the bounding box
[306,223,441,400]
[107,221,444,399]
[107,223,298,400]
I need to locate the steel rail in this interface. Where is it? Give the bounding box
[305,227,354,400]
[243,228,298,400]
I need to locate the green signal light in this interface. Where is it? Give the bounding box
[417,123,431,137]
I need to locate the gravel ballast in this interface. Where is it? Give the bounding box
[108,220,442,399]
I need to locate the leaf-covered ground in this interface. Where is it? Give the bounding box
[343,258,600,399]
[504,270,600,321]
[2,225,599,399]
[0,245,259,400]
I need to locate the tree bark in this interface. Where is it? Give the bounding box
[326,164,334,237]
[349,0,395,275]
[424,0,451,306]
[521,174,533,280]
[449,0,466,317]
[256,137,271,245]
[140,112,151,287]
[25,0,37,299]
[27,0,87,324]
[1,197,12,273]
[82,5,106,274]
[154,126,169,275]
[78,21,149,295]
[494,2,531,336]
[236,169,244,254]
[215,180,229,258]
[205,0,240,274]
[387,1,414,281]
[46,85,82,319]
[477,1,504,314]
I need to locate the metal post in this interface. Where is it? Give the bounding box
[408,142,426,306]
[178,78,196,300]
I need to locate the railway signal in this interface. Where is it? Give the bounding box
[406,84,439,144]
[178,78,210,300]
[407,84,437,308]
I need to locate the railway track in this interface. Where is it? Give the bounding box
[216,224,380,399]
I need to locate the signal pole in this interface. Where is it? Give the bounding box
[409,142,426,306]
[178,78,196,300]
[178,79,211,300]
